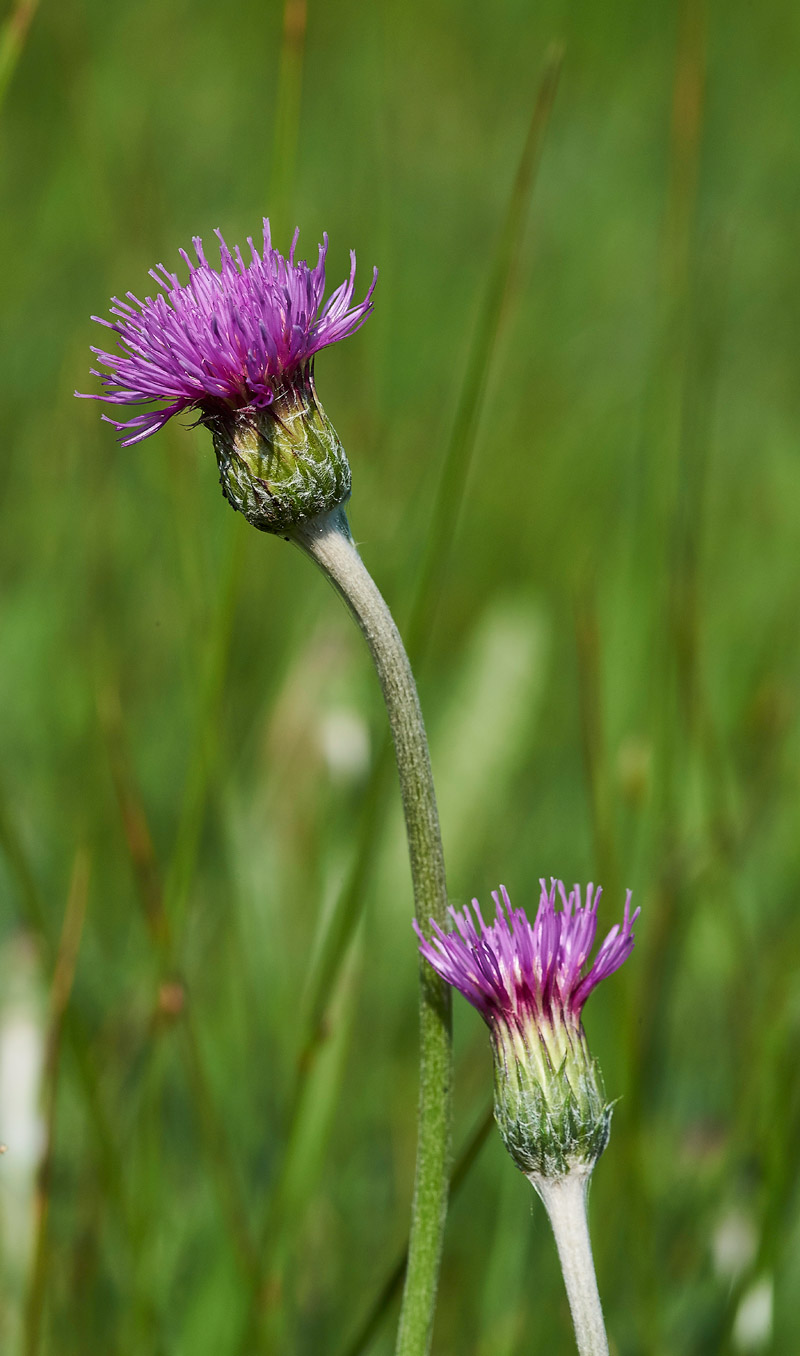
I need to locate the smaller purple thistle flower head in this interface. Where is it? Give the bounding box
[415,880,640,1181]
[77,221,377,535]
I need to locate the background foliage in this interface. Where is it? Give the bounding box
[1,0,799,1352]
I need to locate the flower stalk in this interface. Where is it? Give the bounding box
[80,221,452,1352]
[416,881,639,1355]
[532,1170,609,1356]
[291,505,451,1356]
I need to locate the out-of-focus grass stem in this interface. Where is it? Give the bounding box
[296,745,393,1068]
[97,676,260,1286]
[278,35,562,1166]
[0,0,39,113]
[124,0,314,1287]
[162,519,246,946]
[709,1018,796,1350]
[338,1103,493,1356]
[667,230,730,744]
[270,0,307,245]
[22,850,89,1356]
[618,0,708,1340]
[0,787,131,1238]
[310,46,562,1057]
[574,596,619,899]
[115,0,311,1330]
[243,50,562,1343]
[162,0,310,952]
[249,928,364,1353]
[630,0,709,1082]
[405,45,562,665]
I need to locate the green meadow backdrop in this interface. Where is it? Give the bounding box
[1,0,799,1351]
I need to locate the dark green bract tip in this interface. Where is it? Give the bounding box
[207,368,351,535]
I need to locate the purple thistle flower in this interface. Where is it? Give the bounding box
[77,220,377,447]
[414,880,638,1031]
[415,881,640,1178]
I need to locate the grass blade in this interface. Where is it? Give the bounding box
[22,849,90,1356]
[338,1105,494,1356]
[0,0,39,113]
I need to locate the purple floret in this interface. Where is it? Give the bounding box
[76,220,377,446]
[414,880,639,1028]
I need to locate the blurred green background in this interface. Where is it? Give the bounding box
[1,0,799,1351]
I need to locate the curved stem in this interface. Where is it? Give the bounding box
[530,1171,610,1356]
[291,505,452,1356]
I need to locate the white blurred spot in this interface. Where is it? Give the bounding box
[733,1277,773,1351]
[712,1208,757,1282]
[432,598,548,866]
[0,934,46,1321]
[318,707,370,784]
[0,1012,45,1169]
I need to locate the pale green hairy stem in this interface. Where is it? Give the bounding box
[291,506,452,1356]
[531,1173,610,1356]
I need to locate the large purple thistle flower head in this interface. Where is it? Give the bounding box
[78,220,377,447]
[77,221,377,535]
[414,880,639,1032]
[415,881,640,1179]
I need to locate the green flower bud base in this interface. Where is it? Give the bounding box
[492,1016,612,1179]
[208,368,351,534]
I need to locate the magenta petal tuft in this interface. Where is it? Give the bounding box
[78,220,377,445]
[414,879,639,1029]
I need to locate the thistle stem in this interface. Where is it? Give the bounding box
[291,505,452,1356]
[530,1171,610,1356]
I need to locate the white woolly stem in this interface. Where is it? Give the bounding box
[291,505,451,1356]
[530,1170,610,1356]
